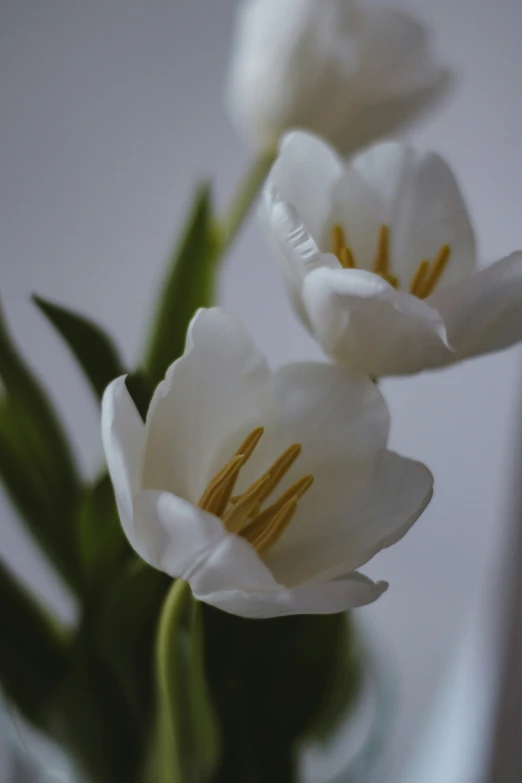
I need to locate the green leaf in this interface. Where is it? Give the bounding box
[203,609,360,782]
[47,634,143,783]
[77,475,132,592]
[0,401,81,589]
[32,295,126,401]
[0,301,79,505]
[95,560,169,726]
[0,558,70,727]
[144,184,219,386]
[125,371,154,422]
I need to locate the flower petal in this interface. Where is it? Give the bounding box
[428,252,522,362]
[132,491,387,618]
[261,185,339,329]
[302,267,453,375]
[200,571,388,619]
[329,75,451,155]
[132,489,277,588]
[330,451,433,573]
[268,131,344,242]
[340,142,476,287]
[231,360,389,569]
[354,8,443,97]
[265,451,433,587]
[101,376,148,561]
[225,0,331,152]
[226,0,446,155]
[143,308,272,504]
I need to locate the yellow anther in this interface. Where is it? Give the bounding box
[330,221,451,298]
[258,443,302,502]
[383,273,399,289]
[409,259,430,296]
[331,224,357,268]
[242,475,314,542]
[198,455,244,515]
[222,475,272,534]
[331,224,346,259]
[235,426,264,461]
[417,245,451,299]
[339,246,356,269]
[231,442,302,507]
[198,427,313,556]
[250,498,299,555]
[373,225,390,275]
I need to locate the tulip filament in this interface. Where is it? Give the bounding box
[198,427,313,555]
[330,223,451,298]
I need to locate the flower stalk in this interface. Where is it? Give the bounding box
[220,151,277,251]
[155,578,192,783]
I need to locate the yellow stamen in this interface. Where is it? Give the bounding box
[242,475,314,542]
[331,224,346,259]
[331,224,358,268]
[373,225,390,275]
[198,455,244,515]
[197,427,313,555]
[330,220,452,298]
[200,427,265,516]
[249,498,299,555]
[418,245,451,299]
[258,443,302,502]
[383,273,399,289]
[231,442,302,508]
[235,426,264,460]
[409,259,430,296]
[222,475,272,534]
[339,246,356,269]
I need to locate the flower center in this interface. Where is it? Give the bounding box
[198,427,313,555]
[330,224,451,299]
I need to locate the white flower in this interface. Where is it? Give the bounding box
[226,0,448,154]
[102,308,432,619]
[262,132,522,376]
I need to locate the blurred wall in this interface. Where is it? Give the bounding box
[1,1,522,780]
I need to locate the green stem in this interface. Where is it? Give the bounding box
[220,151,276,252]
[155,578,191,783]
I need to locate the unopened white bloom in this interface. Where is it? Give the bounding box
[226,0,448,154]
[262,132,522,376]
[102,308,432,619]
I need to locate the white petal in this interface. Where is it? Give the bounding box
[328,75,451,155]
[130,489,382,619]
[132,491,387,619]
[261,185,338,329]
[201,571,388,619]
[340,452,433,571]
[101,376,149,562]
[132,490,277,590]
[238,361,389,533]
[344,142,476,287]
[265,452,433,587]
[225,0,359,153]
[143,308,272,504]
[302,267,454,375]
[226,0,446,155]
[354,8,443,97]
[268,131,344,242]
[429,252,522,361]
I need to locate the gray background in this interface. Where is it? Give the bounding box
[1,1,522,780]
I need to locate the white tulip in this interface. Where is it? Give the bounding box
[262,132,522,376]
[102,308,432,618]
[226,0,448,154]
